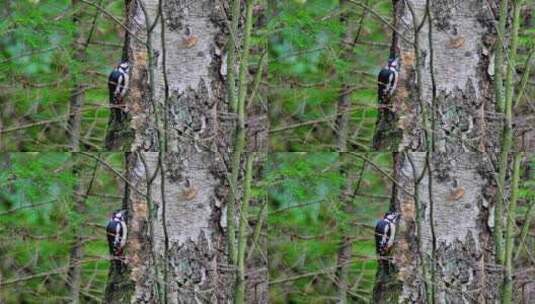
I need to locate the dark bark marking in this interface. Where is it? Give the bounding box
[168,231,225,303]
[164,1,186,32]
[435,233,481,304]
[432,0,463,31]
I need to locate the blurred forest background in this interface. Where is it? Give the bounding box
[267,153,393,303]
[269,0,397,151]
[0,153,124,302]
[0,0,125,151]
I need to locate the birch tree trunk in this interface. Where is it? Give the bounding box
[373,152,499,303]
[373,0,498,152]
[373,0,504,302]
[103,0,266,302]
[106,0,231,151]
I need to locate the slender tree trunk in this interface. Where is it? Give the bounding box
[235,155,254,304]
[501,153,521,304]
[66,1,89,301]
[335,88,351,152]
[334,158,355,304]
[103,0,266,302]
[68,0,102,150]
[66,186,84,304]
[68,84,85,151]
[334,3,354,298]
[334,0,355,152]
[335,235,351,304]
[67,0,85,152]
[67,155,99,303]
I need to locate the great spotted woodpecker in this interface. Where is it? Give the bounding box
[106,209,127,257]
[377,58,399,103]
[375,211,400,256]
[108,62,130,122]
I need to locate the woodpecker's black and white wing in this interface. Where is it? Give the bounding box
[108,69,126,103]
[386,221,395,249]
[106,219,121,255]
[375,219,390,255]
[107,63,130,122]
[377,64,399,102]
[119,219,127,249]
[377,68,391,102]
[117,65,129,99]
[386,67,398,96]
[108,63,130,102]
[106,219,127,256]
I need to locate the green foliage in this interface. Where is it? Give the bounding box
[0,153,124,303]
[267,153,392,303]
[268,0,393,151]
[0,1,125,151]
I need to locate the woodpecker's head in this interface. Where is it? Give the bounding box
[387,58,399,69]
[118,62,130,73]
[384,211,400,223]
[112,210,126,221]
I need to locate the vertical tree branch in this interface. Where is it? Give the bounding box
[66,0,102,300]
[425,0,437,150]
[226,0,241,267]
[67,155,99,304]
[67,163,84,304]
[238,0,253,129]
[335,0,353,152]
[405,0,431,150]
[247,194,267,262]
[497,0,522,266]
[228,0,254,268]
[68,0,102,151]
[494,0,508,113]
[334,16,358,304]
[425,151,436,304]
[234,153,254,304]
[227,0,240,113]
[405,152,433,303]
[68,0,86,152]
[501,153,522,303]
[335,155,359,304]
